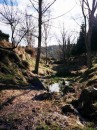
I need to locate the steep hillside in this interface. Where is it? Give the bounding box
[0,41,54,86]
[0,41,36,86]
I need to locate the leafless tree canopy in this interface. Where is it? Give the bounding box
[80,0,97,68]
[0,0,29,49]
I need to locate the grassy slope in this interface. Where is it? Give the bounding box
[0,41,54,86]
[71,59,97,87]
[0,41,35,85]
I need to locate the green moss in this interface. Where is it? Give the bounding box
[0,73,16,84]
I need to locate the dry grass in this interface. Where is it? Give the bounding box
[0,89,84,130]
[0,41,11,48]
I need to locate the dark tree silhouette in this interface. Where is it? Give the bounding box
[81,0,97,68]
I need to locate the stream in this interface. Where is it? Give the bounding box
[48,80,70,92]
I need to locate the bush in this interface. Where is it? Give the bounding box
[9,52,21,63]
[22,60,29,68]
[25,46,35,56]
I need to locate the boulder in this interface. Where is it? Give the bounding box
[62,104,78,115]
[63,85,75,94]
[72,86,97,120]
[76,86,97,108]
[60,85,75,96]
[61,80,75,95]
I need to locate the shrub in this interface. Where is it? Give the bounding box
[25,46,35,56]
[22,60,29,68]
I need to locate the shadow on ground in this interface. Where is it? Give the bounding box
[0,78,46,110]
[32,92,51,101]
[0,78,45,90]
[0,90,32,110]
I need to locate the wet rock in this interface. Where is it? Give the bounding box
[62,104,78,115]
[63,86,75,94]
[60,80,75,95]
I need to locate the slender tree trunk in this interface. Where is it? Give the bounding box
[63,40,66,63]
[35,0,42,74]
[44,24,48,65]
[85,32,92,68]
[86,17,93,68]
[45,42,48,64]
[84,19,91,68]
[86,34,92,68]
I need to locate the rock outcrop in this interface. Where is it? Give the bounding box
[72,86,97,120]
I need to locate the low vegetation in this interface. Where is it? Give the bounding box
[0,41,97,130]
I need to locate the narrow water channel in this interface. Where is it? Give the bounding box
[48,80,70,93]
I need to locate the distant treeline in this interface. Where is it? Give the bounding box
[72,16,97,55]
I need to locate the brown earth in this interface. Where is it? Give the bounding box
[0,87,84,130]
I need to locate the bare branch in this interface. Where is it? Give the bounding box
[29,0,39,12]
[0,0,27,48]
[15,30,28,47]
[71,16,81,27]
[42,0,56,14]
[42,4,76,24]
[84,0,91,11]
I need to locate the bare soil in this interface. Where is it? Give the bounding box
[0,87,84,130]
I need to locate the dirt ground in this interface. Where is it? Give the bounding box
[0,86,84,130]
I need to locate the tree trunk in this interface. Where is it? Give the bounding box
[86,34,92,68]
[45,42,48,64]
[63,40,66,63]
[86,46,92,68]
[86,18,93,68]
[35,0,42,74]
[81,0,97,69]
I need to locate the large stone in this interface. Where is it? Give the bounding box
[72,86,97,120]
[77,87,97,108]
[62,104,78,115]
[63,85,75,94]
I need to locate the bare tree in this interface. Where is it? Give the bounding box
[29,0,56,74]
[42,11,51,64]
[56,24,67,62]
[81,0,97,68]
[43,23,49,64]
[56,23,73,62]
[66,36,71,58]
[0,0,28,49]
[24,12,36,47]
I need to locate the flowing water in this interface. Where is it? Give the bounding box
[49,81,70,93]
[49,83,60,92]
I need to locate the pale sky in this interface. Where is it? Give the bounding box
[0,0,92,46]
